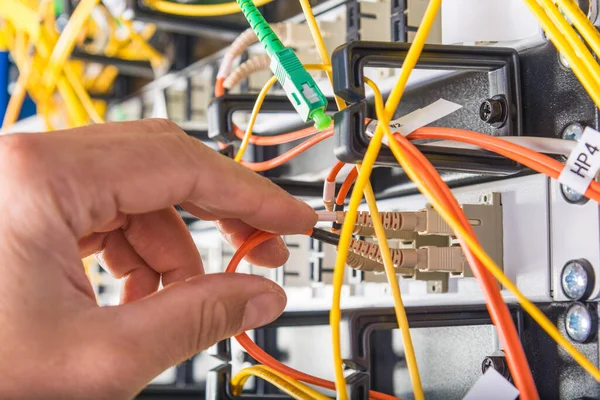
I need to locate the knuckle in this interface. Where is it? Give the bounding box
[143,118,184,135]
[0,134,43,181]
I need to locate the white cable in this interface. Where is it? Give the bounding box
[421,136,576,157]
[317,211,338,222]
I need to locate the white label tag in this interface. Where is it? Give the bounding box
[558,126,600,194]
[463,369,519,400]
[366,98,462,144]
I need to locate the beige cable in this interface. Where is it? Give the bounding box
[223,54,271,90]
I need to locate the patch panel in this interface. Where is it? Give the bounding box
[10,0,600,398]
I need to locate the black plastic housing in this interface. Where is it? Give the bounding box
[207,94,339,143]
[331,41,523,174]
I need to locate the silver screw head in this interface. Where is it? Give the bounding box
[559,52,571,69]
[562,123,584,141]
[561,259,593,300]
[565,302,596,343]
[560,184,589,205]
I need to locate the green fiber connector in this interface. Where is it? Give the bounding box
[269,48,331,130]
[236,0,332,130]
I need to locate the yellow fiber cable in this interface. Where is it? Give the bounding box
[555,0,600,59]
[362,77,424,400]
[234,64,333,162]
[535,0,600,87]
[297,0,345,110]
[143,0,274,17]
[41,0,100,96]
[2,1,91,126]
[522,0,600,108]
[231,365,330,400]
[329,1,440,398]
[63,65,104,124]
[234,75,278,162]
[91,66,120,94]
[377,106,600,384]
[293,8,421,397]
[120,19,166,70]
[0,1,40,39]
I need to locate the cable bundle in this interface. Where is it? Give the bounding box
[225,0,600,399]
[5,0,600,398]
[0,0,165,130]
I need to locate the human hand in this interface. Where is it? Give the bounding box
[0,119,316,399]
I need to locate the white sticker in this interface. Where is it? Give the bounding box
[366,98,462,144]
[558,126,600,194]
[463,368,519,400]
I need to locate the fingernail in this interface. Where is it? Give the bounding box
[241,290,286,331]
[277,239,290,260]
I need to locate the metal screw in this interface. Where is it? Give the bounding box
[481,354,511,381]
[559,52,571,69]
[562,123,584,141]
[587,0,599,27]
[479,98,505,125]
[561,184,589,204]
[565,302,597,343]
[561,259,595,300]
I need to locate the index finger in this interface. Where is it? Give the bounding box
[0,119,317,239]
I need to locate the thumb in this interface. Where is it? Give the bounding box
[98,273,286,395]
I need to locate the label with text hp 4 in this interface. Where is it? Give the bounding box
[558,126,600,195]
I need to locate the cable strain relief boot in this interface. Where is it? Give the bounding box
[311,109,332,130]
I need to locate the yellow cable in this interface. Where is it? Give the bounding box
[143,0,274,17]
[120,19,166,71]
[2,1,91,126]
[231,365,330,400]
[297,0,345,110]
[535,0,600,86]
[41,0,100,96]
[330,2,440,398]
[63,65,104,124]
[555,0,600,58]
[234,64,333,162]
[234,75,278,162]
[522,0,600,108]
[91,66,120,93]
[361,77,424,400]
[0,1,40,40]
[288,11,419,397]
[376,105,600,384]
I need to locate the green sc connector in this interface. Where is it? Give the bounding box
[236,0,332,130]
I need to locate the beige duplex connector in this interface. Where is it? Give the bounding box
[416,246,466,274]
[418,193,504,277]
[342,193,503,278]
[338,210,428,238]
[345,238,466,275]
[418,206,453,235]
